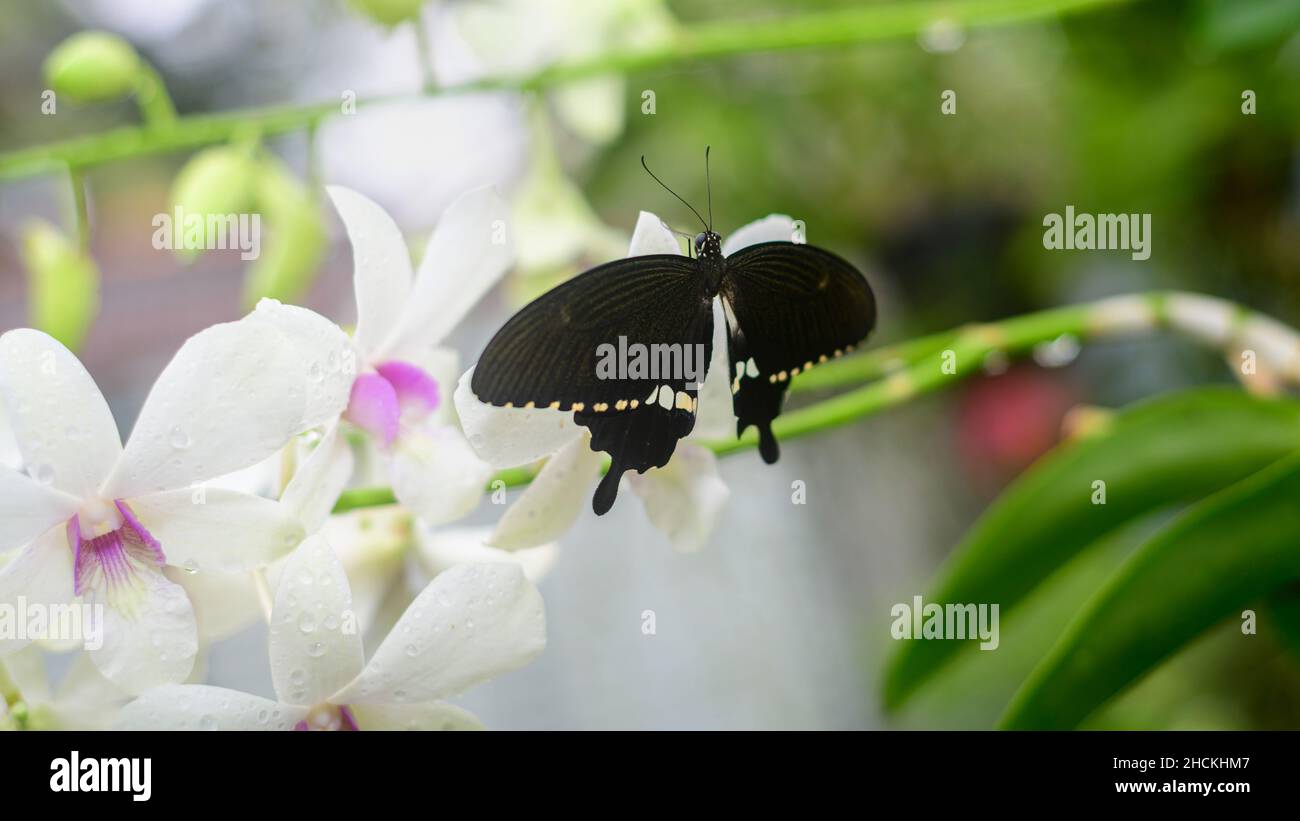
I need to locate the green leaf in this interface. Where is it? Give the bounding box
[21,220,99,351]
[1001,450,1300,729]
[883,387,1300,711]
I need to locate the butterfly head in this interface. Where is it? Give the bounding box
[694,231,723,261]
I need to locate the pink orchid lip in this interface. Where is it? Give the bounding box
[293,704,360,731]
[343,360,440,447]
[68,500,165,599]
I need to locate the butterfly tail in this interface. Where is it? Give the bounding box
[757,423,780,464]
[592,466,624,515]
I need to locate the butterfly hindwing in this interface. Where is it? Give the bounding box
[720,241,876,462]
[471,253,714,514]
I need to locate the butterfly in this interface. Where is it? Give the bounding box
[471,149,876,515]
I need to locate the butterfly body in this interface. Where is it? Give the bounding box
[471,225,876,516]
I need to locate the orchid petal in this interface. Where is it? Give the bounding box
[390,425,493,526]
[55,650,130,709]
[0,527,75,656]
[167,566,262,643]
[269,536,364,706]
[348,701,483,731]
[123,488,304,574]
[416,525,558,585]
[488,433,601,550]
[628,210,684,257]
[382,186,512,355]
[384,345,460,426]
[721,213,797,256]
[2,646,50,703]
[115,684,306,730]
[332,563,546,704]
[244,299,358,430]
[455,367,583,468]
[0,329,121,499]
[627,443,729,553]
[0,465,79,553]
[281,425,355,534]
[105,307,352,499]
[86,565,198,694]
[345,372,400,447]
[691,299,738,441]
[327,185,414,359]
[375,360,440,419]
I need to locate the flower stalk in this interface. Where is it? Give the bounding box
[0,0,1128,181]
[332,290,1300,513]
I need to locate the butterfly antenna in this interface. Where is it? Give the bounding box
[641,155,708,232]
[705,146,713,231]
[658,219,698,257]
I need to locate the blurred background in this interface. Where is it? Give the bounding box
[2,0,1299,729]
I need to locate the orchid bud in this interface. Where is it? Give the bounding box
[347,0,426,26]
[168,146,258,260]
[43,32,141,103]
[242,159,326,308]
[22,220,100,352]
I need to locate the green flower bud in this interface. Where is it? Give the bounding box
[243,160,326,308]
[43,31,141,103]
[348,0,426,26]
[168,146,259,261]
[22,221,100,352]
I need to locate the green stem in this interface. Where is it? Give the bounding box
[133,65,177,129]
[0,0,1129,180]
[68,168,89,253]
[334,290,1272,514]
[412,9,438,92]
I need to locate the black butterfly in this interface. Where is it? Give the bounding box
[471,150,876,515]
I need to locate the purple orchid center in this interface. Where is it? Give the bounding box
[294,704,360,731]
[66,500,165,614]
[343,359,440,447]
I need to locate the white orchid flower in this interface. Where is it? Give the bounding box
[456,211,798,552]
[271,186,511,534]
[307,508,559,645]
[0,302,353,693]
[1,647,128,730]
[116,536,546,731]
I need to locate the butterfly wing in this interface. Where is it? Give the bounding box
[471,254,714,514]
[720,241,876,462]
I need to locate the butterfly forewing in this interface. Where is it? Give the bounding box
[471,253,715,514]
[720,241,876,462]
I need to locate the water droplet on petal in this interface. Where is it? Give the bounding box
[298,613,317,634]
[306,641,326,658]
[169,425,191,450]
